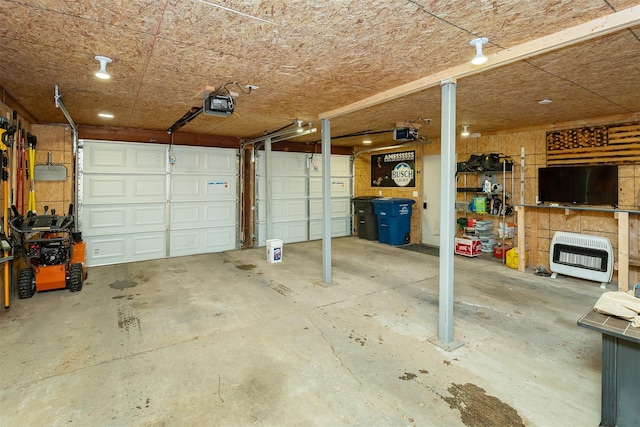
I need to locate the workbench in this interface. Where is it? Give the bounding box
[577,309,640,426]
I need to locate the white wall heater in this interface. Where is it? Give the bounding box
[550,231,614,284]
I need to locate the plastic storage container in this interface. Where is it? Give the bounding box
[352,196,379,240]
[372,197,415,245]
[266,239,283,263]
[506,247,529,269]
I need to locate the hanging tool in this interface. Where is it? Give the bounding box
[27,133,36,215]
[16,126,25,215]
[1,115,16,309]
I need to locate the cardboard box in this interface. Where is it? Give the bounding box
[455,237,481,257]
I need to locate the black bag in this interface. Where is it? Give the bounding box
[465,154,485,172]
[482,153,513,172]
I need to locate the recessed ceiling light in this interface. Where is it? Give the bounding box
[98,112,114,119]
[363,139,372,145]
[538,99,553,105]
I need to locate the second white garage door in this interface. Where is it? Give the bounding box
[255,151,351,246]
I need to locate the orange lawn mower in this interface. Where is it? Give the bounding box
[9,204,86,299]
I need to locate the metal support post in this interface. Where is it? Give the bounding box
[265,136,272,240]
[321,118,332,284]
[433,79,463,350]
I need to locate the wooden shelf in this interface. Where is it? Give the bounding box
[515,205,639,291]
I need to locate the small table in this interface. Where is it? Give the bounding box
[577,309,640,427]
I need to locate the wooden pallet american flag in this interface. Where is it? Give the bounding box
[547,122,640,166]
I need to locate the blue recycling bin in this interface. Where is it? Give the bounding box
[372,197,415,245]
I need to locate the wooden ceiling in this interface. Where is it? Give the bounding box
[0,0,639,148]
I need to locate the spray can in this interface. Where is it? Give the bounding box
[483,178,492,193]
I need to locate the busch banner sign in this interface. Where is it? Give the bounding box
[371,150,415,188]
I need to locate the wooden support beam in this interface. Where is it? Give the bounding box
[615,211,630,292]
[319,5,640,119]
[516,205,526,273]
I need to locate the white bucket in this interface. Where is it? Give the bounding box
[266,239,283,263]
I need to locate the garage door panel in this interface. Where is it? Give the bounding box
[257,220,308,246]
[170,204,200,225]
[279,177,306,198]
[134,177,166,198]
[308,154,351,177]
[83,141,166,173]
[205,179,235,197]
[85,232,166,267]
[170,175,236,201]
[331,156,351,176]
[257,198,307,222]
[204,227,236,251]
[83,174,166,204]
[257,176,306,199]
[170,230,200,255]
[330,198,351,217]
[170,201,235,228]
[84,207,126,230]
[309,198,351,219]
[170,226,235,257]
[171,146,237,174]
[82,204,166,235]
[309,217,350,240]
[206,150,237,174]
[85,176,127,199]
[257,152,307,176]
[309,178,351,198]
[205,202,235,225]
[132,205,167,227]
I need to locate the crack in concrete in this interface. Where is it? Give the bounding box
[306,315,363,390]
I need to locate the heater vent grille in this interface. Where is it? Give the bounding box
[550,232,613,283]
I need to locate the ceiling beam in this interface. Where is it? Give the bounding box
[319,5,640,120]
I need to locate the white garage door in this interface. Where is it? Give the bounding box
[79,140,238,266]
[256,152,352,246]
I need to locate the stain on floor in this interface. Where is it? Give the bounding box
[109,279,138,290]
[348,331,367,346]
[271,283,293,296]
[443,383,525,427]
[236,264,256,271]
[399,372,417,381]
[117,306,142,336]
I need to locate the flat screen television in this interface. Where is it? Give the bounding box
[538,165,618,206]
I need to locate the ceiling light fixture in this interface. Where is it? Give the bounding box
[461,125,470,137]
[95,55,112,79]
[98,112,114,119]
[363,139,372,145]
[538,99,553,105]
[470,37,488,65]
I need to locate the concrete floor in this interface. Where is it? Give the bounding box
[0,237,608,426]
